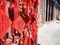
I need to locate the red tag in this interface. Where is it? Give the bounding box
[13,16,25,33]
[0,10,12,39]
